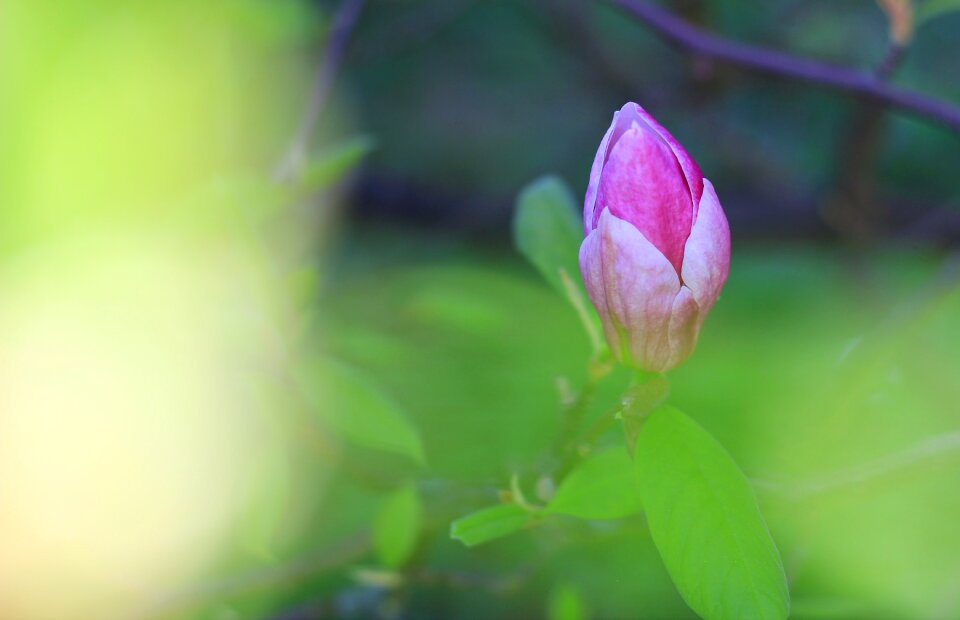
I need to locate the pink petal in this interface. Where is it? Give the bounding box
[634,104,704,217]
[593,123,692,274]
[663,286,701,372]
[584,111,619,236]
[680,179,730,313]
[579,209,681,369]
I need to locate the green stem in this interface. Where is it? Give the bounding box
[554,369,668,483]
[620,371,670,455]
[551,355,612,456]
[554,403,621,482]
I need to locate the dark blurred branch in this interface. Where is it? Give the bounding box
[274,0,367,181]
[609,0,960,135]
[825,38,908,243]
[826,38,907,241]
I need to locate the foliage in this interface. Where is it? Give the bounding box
[373,484,421,568]
[448,176,790,619]
[636,407,789,620]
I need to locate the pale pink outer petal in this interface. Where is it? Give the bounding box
[584,111,619,235]
[580,208,691,371]
[680,178,730,314]
[634,103,704,216]
[663,286,702,372]
[593,123,692,275]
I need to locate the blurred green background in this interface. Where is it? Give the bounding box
[3,0,960,619]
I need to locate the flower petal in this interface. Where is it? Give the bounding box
[593,122,692,274]
[634,104,704,216]
[579,209,681,369]
[680,179,730,313]
[584,110,619,235]
[663,286,701,372]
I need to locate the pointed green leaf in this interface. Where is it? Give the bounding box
[513,176,582,296]
[374,484,421,568]
[547,448,642,520]
[513,176,603,352]
[302,359,425,465]
[636,407,789,620]
[548,584,588,620]
[450,504,533,547]
[300,135,374,192]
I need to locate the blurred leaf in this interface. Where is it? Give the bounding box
[240,432,291,563]
[450,504,533,547]
[230,0,323,45]
[374,484,421,568]
[636,407,789,620]
[300,135,374,192]
[916,0,960,25]
[548,584,588,620]
[547,448,642,520]
[513,175,582,296]
[513,175,603,352]
[303,359,425,465]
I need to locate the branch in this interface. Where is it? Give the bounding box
[274,0,367,181]
[608,0,960,135]
[754,430,960,502]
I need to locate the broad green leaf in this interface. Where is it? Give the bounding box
[513,175,582,296]
[917,0,960,25]
[300,135,374,192]
[302,359,425,465]
[547,448,642,520]
[636,407,789,620]
[548,584,588,620]
[373,484,421,568]
[450,504,533,547]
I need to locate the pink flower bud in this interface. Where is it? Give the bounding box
[579,102,730,372]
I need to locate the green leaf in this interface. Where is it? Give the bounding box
[513,175,582,296]
[450,504,533,547]
[513,176,603,352]
[240,430,291,563]
[300,135,374,192]
[548,584,588,620]
[302,359,425,465]
[547,448,642,520]
[373,484,421,568]
[635,407,789,620]
[917,0,960,25]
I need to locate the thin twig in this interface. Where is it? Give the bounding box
[274,0,367,181]
[608,0,960,135]
[754,431,960,502]
[875,43,906,81]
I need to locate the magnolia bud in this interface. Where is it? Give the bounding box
[579,102,730,372]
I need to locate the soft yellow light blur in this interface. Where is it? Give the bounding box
[0,0,322,617]
[0,234,278,619]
